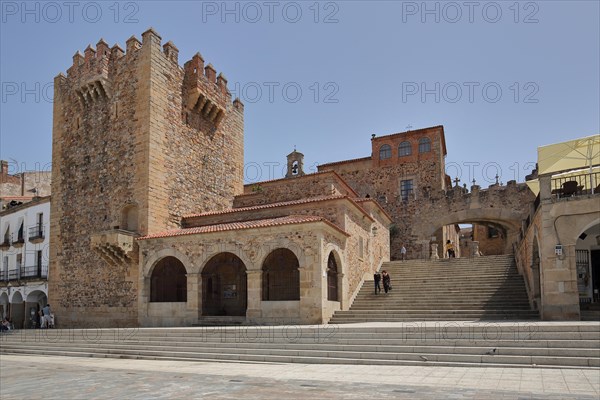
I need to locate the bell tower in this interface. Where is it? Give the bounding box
[285,149,305,178]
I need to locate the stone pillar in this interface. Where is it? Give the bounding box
[186,272,201,322]
[472,241,480,257]
[430,243,439,259]
[246,270,262,320]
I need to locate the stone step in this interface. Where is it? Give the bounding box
[3,340,599,360]
[2,343,597,368]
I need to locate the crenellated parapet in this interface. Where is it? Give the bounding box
[183,52,236,127]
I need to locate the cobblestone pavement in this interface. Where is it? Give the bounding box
[1,355,598,399]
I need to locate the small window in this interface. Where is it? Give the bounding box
[400,179,414,201]
[398,141,412,157]
[379,144,391,160]
[418,138,431,153]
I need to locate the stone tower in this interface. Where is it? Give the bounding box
[48,28,244,327]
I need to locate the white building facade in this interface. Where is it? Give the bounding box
[0,197,50,328]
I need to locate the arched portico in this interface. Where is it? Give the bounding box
[201,252,247,316]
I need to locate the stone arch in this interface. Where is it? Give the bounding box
[142,248,194,278]
[326,251,341,302]
[256,239,305,271]
[201,252,247,316]
[416,208,522,239]
[150,256,187,302]
[262,248,300,301]
[9,290,24,328]
[576,217,600,241]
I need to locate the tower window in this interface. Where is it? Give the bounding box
[379,144,392,160]
[418,138,431,153]
[398,141,412,157]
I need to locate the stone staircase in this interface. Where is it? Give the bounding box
[1,323,598,368]
[330,255,539,323]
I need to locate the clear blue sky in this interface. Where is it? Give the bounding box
[1,0,598,186]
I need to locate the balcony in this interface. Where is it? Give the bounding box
[0,238,10,250]
[551,172,600,199]
[28,224,45,243]
[90,229,138,266]
[20,264,48,279]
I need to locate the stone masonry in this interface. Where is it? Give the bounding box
[49,29,244,327]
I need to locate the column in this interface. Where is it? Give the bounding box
[186,272,201,322]
[246,270,262,320]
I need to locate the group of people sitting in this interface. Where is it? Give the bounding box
[1,317,13,332]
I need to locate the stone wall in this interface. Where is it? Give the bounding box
[49,29,244,327]
[235,171,356,208]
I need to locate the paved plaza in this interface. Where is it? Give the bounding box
[1,354,598,399]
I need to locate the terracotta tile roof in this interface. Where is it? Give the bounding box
[318,156,372,168]
[372,125,444,141]
[137,215,349,240]
[183,194,346,218]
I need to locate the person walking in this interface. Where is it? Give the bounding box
[446,240,455,258]
[400,245,407,261]
[374,271,382,294]
[382,270,391,294]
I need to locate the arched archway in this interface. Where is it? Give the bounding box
[576,221,600,310]
[326,252,340,302]
[150,256,187,302]
[10,291,24,329]
[25,290,47,329]
[262,248,300,301]
[201,253,247,316]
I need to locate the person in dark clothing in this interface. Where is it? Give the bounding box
[382,270,391,294]
[374,271,382,294]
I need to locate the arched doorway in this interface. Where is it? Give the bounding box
[326,252,339,302]
[262,248,300,301]
[26,290,47,329]
[10,291,24,329]
[576,222,600,316]
[202,253,247,316]
[150,257,187,303]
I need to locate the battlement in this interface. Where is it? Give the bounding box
[61,28,242,121]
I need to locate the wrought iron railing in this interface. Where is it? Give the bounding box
[551,171,600,198]
[28,224,45,240]
[20,264,48,279]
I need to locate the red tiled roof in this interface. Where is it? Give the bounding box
[137,215,349,240]
[183,194,346,218]
[372,125,444,141]
[318,156,372,168]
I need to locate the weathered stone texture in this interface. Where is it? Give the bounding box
[49,30,244,327]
